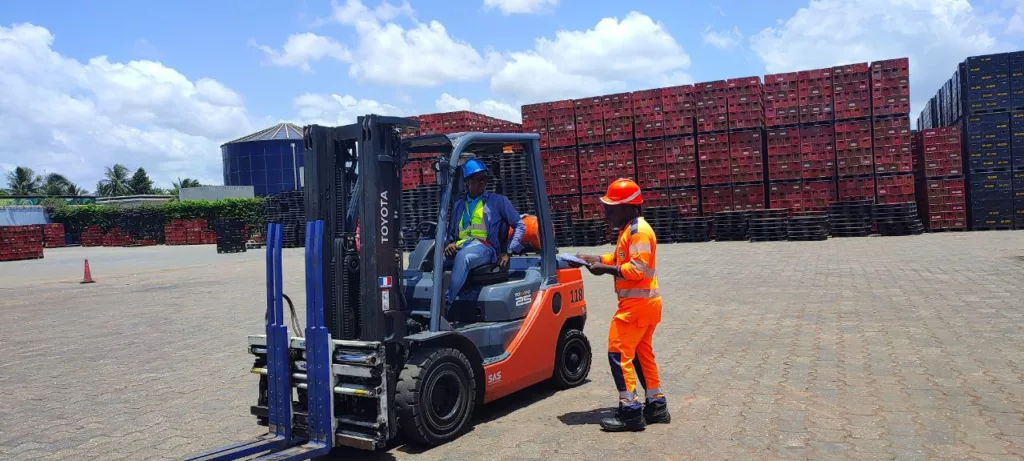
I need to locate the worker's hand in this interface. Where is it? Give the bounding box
[444,243,458,257]
[497,253,510,270]
[587,262,616,276]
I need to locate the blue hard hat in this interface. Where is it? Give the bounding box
[462,159,488,179]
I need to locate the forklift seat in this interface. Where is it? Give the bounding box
[413,239,511,285]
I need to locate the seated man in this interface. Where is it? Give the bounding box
[443,159,526,310]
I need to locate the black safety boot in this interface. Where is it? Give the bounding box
[643,397,671,424]
[600,404,646,432]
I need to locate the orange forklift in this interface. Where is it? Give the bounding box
[185,115,593,460]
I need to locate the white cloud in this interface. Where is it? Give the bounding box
[490,11,691,103]
[291,93,407,126]
[702,26,743,49]
[483,0,558,15]
[251,33,350,72]
[1007,0,1024,35]
[0,23,253,188]
[435,93,521,123]
[327,0,503,86]
[750,0,1002,117]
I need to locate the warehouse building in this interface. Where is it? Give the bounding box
[221,123,305,197]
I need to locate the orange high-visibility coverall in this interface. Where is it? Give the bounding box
[507,214,541,252]
[600,216,662,401]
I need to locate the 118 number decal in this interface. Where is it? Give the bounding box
[569,287,584,303]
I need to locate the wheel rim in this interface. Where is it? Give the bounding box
[561,337,588,381]
[424,362,467,433]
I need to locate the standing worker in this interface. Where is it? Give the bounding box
[573,178,670,432]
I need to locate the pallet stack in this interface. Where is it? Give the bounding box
[0,225,44,261]
[215,219,248,253]
[164,219,217,245]
[914,127,967,230]
[81,225,104,247]
[918,51,1024,230]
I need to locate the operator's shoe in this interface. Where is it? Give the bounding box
[643,396,671,424]
[600,403,646,432]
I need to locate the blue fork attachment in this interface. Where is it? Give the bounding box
[184,223,302,460]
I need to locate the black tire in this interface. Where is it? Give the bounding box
[551,328,592,389]
[395,347,477,446]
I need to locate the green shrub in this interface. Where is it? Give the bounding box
[46,198,266,236]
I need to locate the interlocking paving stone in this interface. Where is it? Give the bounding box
[1,232,1023,460]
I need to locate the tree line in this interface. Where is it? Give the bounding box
[1,164,203,199]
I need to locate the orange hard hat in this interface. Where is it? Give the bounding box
[600,178,643,205]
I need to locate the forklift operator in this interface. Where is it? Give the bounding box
[443,158,526,309]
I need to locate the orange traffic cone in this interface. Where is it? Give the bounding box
[80,259,95,284]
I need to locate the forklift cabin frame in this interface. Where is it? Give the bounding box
[403,132,557,333]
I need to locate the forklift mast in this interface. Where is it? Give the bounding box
[302,115,418,342]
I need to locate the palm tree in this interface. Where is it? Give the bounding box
[5,167,43,195]
[96,164,132,197]
[170,177,202,198]
[41,173,85,196]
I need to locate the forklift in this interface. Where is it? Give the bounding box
[185,114,593,460]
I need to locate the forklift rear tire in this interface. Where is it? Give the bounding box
[551,328,592,389]
[395,347,477,446]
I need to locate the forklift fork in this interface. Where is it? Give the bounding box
[185,222,334,460]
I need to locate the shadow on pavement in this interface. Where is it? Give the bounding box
[557,407,617,426]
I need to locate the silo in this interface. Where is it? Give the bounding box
[220,123,305,196]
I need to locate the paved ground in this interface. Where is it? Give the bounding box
[2,232,1024,460]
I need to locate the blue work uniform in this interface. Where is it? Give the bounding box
[443,192,526,305]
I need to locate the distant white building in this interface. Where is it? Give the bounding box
[94,195,176,207]
[180,185,255,201]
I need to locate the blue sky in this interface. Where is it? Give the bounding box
[1,0,1023,189]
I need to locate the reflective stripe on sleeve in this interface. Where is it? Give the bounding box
[615,287,661,298]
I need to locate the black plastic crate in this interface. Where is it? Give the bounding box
[967,53,1009,72]
[967,112,1010,133]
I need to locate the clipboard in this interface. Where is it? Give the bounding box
[557,253,592,267]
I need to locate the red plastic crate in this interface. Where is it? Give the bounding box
[603,115,634,143]
[645,188,700,216]
[43,223,64,248]
[768,181,806,211]
[636,139,667,189]
[732,183,766,210]
[871,76,911,117]
[798,68,834,124]
[664,136,698,188]
[875,173,915,204]
[767,127,802,180]
[764,72,800,127]
[632,88,665,139]
[832,63,872,120]
[547,104,577,147]
[803,178,837,210]
[578,142,635,194]
[602,93,633,118]
[541,148,580,196]
[695,80,729,133]
[837,176,876,201]
[575,97,604,145]
[916,177,966,230]
[581,193,605,220]
[701,185,734,214]
[873,116,912,174]
[835,119,874,177]
[915,126,963,178]
[549,195,582,220]
[729,130,765,183]
[799,124,836,179]
[0,225,45,261]
[727,76,765,130]
[698,133,732,185]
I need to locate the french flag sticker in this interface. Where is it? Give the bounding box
[378,276,393,288]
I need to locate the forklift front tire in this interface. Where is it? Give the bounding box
[551,328,592,389]
[395,347,477,446]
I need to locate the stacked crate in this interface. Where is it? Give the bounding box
[81,225,104,247]
[914,126,966,230]
[634,89,665,140]
[765,72,800,127]
[966,111,1014,229]
[0,225,44,261]
[43,223,65,248]
[868,60,915,206]
[632,86,700,228]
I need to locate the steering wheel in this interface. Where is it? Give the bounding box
[416,221,437,239]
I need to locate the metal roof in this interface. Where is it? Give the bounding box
[222,123,304,146]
